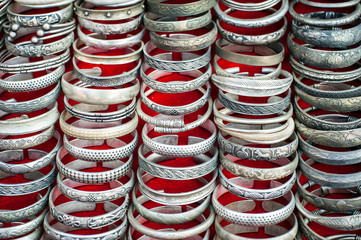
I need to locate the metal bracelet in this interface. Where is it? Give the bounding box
[299,0,360,8]
[220,0,280,11]
[147,0,216,17]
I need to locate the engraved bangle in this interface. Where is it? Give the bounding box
[298,132,361,165]
[0,209,46,239]
[74,0,145,20]
[0,65,64,92]
[292,15,361,49]
[218,131,298,161]
[219,166,296,200]
[295,192,361,231]
[0,102,58,135]
[288,33,361,69]
[16,227,42,240]
[0,187,50,222]
[78,13,143,35]
[0,162,56,196]
[73,57,141,87]
[64,96,136,122]
[216,38,284,66]
[43,212,127,240]
[127,203,214,240]
[63,131,138,162]
[218,89,291,116]
[132,187,211,225]
[60,111,138,140]
[295,86,361,112]
[289,1,361,27]
[149,22,217,52]
[0,125,54,151]
[220,151,299,180]
[297,172,361,213]
[142,120,217,158]
[299,157,361,188]
[220,0,280,11]
[144,40,211,72]
[217,13,287,45]
[49,186,129,229]
[212,184,295,226]
[137,98,213,134]
[77,25,145,50]
[138,143,218,180]
[57,170,135,202]
[295,119,361,148]
[141,62,211,93]
[141,82,210,116]
[215,0,288,28]
[144,11,212,32]
[0,131,61,174]
[299,0,360,8]
[147,0,216,17]
[137,169,218,206]
[73,39,143,65]
[56,147,132,184]
[0,82,60,113]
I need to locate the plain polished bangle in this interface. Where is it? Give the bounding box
[300,157,361,188]
[299,0,360,8]
[288,33,361,69]
[60,111,138,140]
[14,0,73,8]
[57,170,135,202]
[289,1,361,27]
[83,0,142,7]
[220,151,298,180]
[62,71,139,105]
[150,22,217,52]
[142,120,217,158]
[0,131,61,174]
[216,38,284,66]
[63,131,138,162]
[215,0,288,28]
[147,0,216,17]
[212,184,295,226]
[220,0,280,11]
[144,11,212,32]
[144,40,211,72]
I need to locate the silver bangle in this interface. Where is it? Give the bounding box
[82,0,142,7]
[142,120,217,158]
[220,0,280,11]
[147,0,216,17]
[14,0,73,8]
[299,0,360,8]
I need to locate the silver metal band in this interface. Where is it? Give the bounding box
[147,0,216,17]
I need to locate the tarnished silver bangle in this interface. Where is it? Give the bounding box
[220,0,280,11]
[16,227,43,240]
[147,0,216,17]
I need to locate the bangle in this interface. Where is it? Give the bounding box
[49,186,129,229]
[132,187,211,225]
[219,166,296,200]
[63,130,138,162]
[147,0,216,17]
[137,168,218,206]
[220,151,298,180]
[82,0,142,7]
[297,172,361,213]
[0,125,54,150]
[14,0,73,8]
[0,131,61,174]
[57,170,135,202]
[15,227,43,240]
[212,184,295,226]
[215,0,288,28]
[149,22,217,52]
[142,120,217,158]
[144,40,211,72]
[56,147,132,184]
[0,82,60,113]
[144,11,212,32]
[215,38,284,66]
[61,71,139,105]
[59,111,138,140]
[220,0,280,11]
[0,187,50,222]
[299,0,360,8]
[218,131,298,161]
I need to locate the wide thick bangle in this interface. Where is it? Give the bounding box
[216,38,284,66]
[60,111,138,140]
[144,40,211,72]
[14,0,73,8]
[142,120,217,158]
[212,184,295,226]
[150,22,217,52]
[57,170,134,202]
[147,0,216,17]
[220,0,280,11]
[82,0,142,7]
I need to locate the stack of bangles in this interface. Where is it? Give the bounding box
[289,0,361,238]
